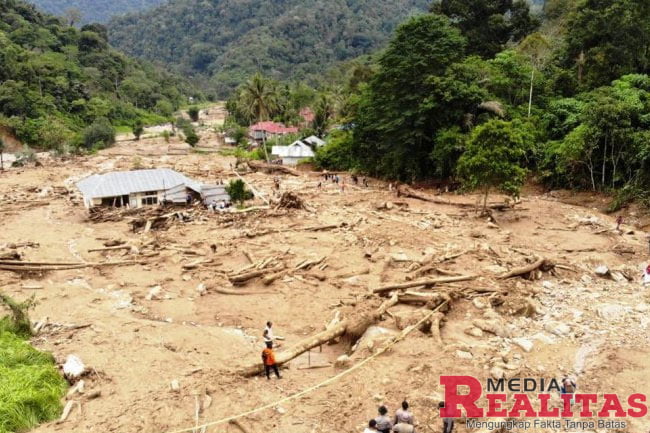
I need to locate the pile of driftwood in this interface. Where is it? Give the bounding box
[130,210,194,233]
[274,191,307,210]
[87,206,143,223]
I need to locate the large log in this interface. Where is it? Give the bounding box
[373,275,476,294]
[228,264,284,285]
[498,258,553,279]
[247,160,301,176]
[238,298,399,377]
[397,185,511,210]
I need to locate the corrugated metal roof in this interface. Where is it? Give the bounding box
[271,141,315,158]
[76,169,201,200]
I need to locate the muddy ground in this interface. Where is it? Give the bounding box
[1,109,649,433]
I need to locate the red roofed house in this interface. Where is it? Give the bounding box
[249,121,299,143]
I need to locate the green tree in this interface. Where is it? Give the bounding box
[312,94,333,137]
[185,129,199,147]
[353,14,487,180]
[225,179,253,205]
[133,119,144,141]
[457,119,527,210]
[432,0,540,58]
[188,106,200,122]
[518,33,551,117]
[82,117,115,149]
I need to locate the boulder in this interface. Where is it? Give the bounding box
[597,304,629,320]
[146,285,163,301]
[456,350,474,360]
[512,338,534,353]
[334,355,352,368]
[544,321,571,336]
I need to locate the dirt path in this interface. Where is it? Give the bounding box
[1,132,649,433]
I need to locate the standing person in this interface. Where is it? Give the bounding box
[375,406,393,433]
[364,419,378,433]
[439,401,453,433]
[186,193,192,206]
[263,321,274,343]
[395,401,414,425]
[616,215,623,232]
[561,376,577,405]
[261,341,281,380]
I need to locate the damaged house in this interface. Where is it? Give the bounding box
[76,168,228,209]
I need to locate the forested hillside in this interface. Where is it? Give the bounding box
[0,0,199,152]
[27,0,165,24]
[108,0,430,96]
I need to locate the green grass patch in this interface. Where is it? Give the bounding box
[0,295,67,433]
[114,125,132,134]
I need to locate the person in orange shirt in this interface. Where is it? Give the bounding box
[262,341,281,380]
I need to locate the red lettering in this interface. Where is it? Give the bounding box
[575,394,598,416]
[596,394,626,417]
[627,394,648,417]
[440,376,484,417]
[560,394,574,417]
[507,394,537,417]
[486,394,507,417]
[538,394,560,417]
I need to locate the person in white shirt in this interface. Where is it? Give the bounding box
[395,401,414,425]
[263,321,274,343]
[363,419,378,433]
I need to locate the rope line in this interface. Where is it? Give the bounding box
[164,301,447,433]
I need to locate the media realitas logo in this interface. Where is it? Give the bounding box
[439,376,647,430]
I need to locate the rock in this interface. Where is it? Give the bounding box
[63,355,86,380]
[473,319,509,337]
[373,394,384,402]
[391,252,410,262]
[464,327,484,337]
[456,350,473,360]
[196,283,207,296]
[170,379,181,392]
[334,355,352,368]
[472,298,488,309]
[542,281,554,290]
[146,285,163,301]
[597,303,629,320]
[182,274,192,281]
[594,266,610,277]
[531,333,556,345]
[544,321,571,336]
[86,389,102,400]
[490,366,505,379]
[276,406,287,415]
[512,338,534,353]
[635,303,650,313]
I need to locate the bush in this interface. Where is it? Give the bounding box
[133,119,144,141]
[82,117,115,149]
[225,179,253,204]
[314,130,356,171]
[185,129,199,147]
[188,106,200,122]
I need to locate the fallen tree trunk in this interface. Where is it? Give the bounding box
[373,275,476,294]
[247,160,300,176]
[214,287,275,295]
[397,185,511,210]
[229,264,284,285]
[87,245,131,253]
[498,258,553,279]
[239,299,396,377]
[0,260,145,272]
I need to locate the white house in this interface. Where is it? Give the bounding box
[303,135,326,148]
[271,140,316,166]
[76,168,228,209]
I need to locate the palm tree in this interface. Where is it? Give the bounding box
[312,93,334,138]
[240,73,279,161]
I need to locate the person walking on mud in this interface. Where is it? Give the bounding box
[262,341,281,380]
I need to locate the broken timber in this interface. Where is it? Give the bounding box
[498,258,553,279]
[246,160,300,176]
[397,185,512,210]
[0,260,145,272]
[373,275,476,294]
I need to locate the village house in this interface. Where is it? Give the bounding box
[271,140,316,166]
[76,168,228,209]
[249,121,299,143]
[303,135,326,148]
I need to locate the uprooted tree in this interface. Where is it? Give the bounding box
[456,119,527,212]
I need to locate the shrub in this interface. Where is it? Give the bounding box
[188,106,200,122]
[82,117,115,149]
[225,179,253,204]
[133,119,144,141]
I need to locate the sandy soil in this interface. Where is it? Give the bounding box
[1,122,649,433]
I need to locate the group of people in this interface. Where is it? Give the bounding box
[207,200,231,212]
[319,172,370,191]
[261,321,282,380]
[365,402,416,433]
